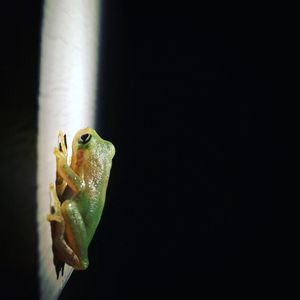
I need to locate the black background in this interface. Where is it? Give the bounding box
[1,1,273,299]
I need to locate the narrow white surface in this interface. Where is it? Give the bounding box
[37,1,100,299]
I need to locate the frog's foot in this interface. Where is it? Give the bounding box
[55,133,67,197]
[58,130,68,156]
[47,183,63,223]
[54,146,67,167]
[54,131,68,166]
[47,214,63,222]
[48,183,66,247]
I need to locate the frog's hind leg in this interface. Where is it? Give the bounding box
[47,184,81,275]
[61,200,90,270]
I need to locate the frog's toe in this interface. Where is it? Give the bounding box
[63,133,68,152]
[47,214,64,223]
[53,147,60,157]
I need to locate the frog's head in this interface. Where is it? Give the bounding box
[71,127,115,174]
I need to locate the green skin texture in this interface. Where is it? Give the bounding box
[47,128,115,272]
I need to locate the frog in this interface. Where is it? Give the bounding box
[47,128,115,277]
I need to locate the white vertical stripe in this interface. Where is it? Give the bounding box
[37,1,101,299]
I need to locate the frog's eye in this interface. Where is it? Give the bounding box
[79,133,92,144]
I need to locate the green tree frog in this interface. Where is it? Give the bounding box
[47,128,115,276]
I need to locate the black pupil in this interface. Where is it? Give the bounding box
[80,134,90,143]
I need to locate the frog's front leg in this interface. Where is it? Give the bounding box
[47,184,82,270]
[54,145,85,192]
[55,131,68,197]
